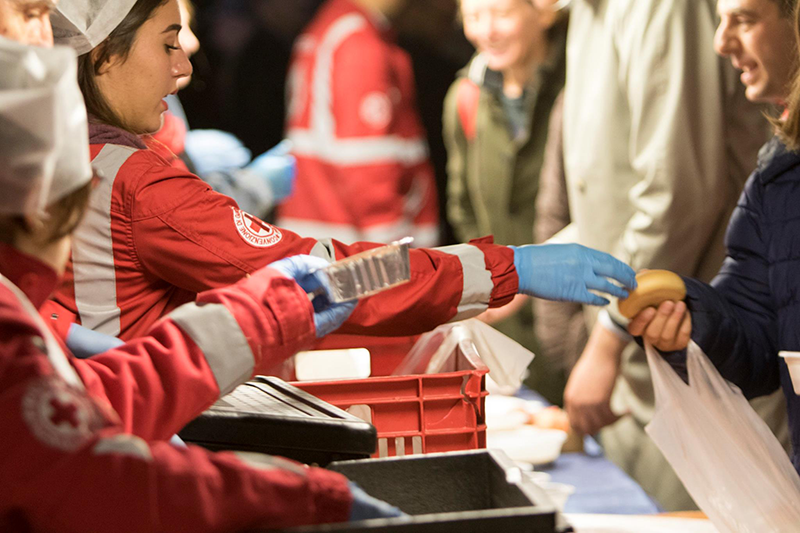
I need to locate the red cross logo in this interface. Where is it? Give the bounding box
[232,207,282,248]
[49,398,79,428]
[247,216,265,234]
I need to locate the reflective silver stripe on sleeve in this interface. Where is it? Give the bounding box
[309,239,337,262]
[436,244,493,321]
[72,144,136,336]
[168,302,254,397]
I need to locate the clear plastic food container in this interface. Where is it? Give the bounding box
[318,237,413,303]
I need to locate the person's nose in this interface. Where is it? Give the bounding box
[714,19,736,57]
[172,47,194,80]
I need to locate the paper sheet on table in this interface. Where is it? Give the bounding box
[393,319,534,394]
[565,514,719,533]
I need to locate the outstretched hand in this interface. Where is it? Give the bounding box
[511,244,636,305]
[628,300,691,352]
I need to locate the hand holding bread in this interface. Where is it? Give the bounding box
[624,270,691,351]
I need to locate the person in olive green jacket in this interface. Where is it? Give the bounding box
[443,0,567,404]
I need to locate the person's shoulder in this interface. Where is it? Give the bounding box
[0,284,39,338]
[754,136,800,186]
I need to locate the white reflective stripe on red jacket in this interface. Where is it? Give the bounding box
[438,244,494,320]
[72,144,136,337]
[278,217,439,248]
[167,301,254,396]
[288,130,429,167]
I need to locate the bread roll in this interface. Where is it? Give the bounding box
[617,270,686,319]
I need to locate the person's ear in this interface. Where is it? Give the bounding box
[92,43,121,76]
[21,212,47,242]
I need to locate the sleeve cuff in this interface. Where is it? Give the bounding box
[598,309,633,343]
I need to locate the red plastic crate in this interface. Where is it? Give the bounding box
[292,347,488,458]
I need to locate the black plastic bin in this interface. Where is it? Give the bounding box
[270,449,572,533]
[179,376,376,466]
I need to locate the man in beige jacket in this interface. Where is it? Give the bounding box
[557,0,790,510]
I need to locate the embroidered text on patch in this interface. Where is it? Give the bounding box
[232,208,282,248]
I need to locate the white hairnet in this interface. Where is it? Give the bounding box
[51,0,138,55]
[0,37,93,217]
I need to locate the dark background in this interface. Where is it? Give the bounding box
[180,0,476,244]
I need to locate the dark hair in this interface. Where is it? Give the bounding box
[77,0,169,133]
[0,180,93,245]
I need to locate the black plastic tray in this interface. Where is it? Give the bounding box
[270,449,572,533]
[179,376,376,466]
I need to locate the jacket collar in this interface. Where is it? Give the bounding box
[88,119,147,150]
[754,136,800,185]
[0,243,59,310]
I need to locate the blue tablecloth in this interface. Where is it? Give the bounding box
[516,389,662,515]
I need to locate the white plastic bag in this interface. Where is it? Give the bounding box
[645,341,800,532]
[392,319,534,394]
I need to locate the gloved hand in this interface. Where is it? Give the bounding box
[245,140,296,203]
[66,323,125,359]
[267,255,356,338]
[184,129,252,174]
[348,482,406,521]
[511,243,637,305]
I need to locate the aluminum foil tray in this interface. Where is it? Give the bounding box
[320,238,412,303]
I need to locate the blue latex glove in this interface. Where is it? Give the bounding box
[66,323,125,359]
[511,243,637,306]
[348,482,406,521]
[267,255,356,338]
[184,129,252,174]
[245,140,296,203]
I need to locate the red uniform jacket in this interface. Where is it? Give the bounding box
[49,123,517,341]
[0,243,351,532]
[277,0,440,247]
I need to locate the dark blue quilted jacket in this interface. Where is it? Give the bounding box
[677,136,800,474]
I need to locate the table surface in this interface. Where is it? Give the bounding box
[515,388,662,515]
[565,514,717,532]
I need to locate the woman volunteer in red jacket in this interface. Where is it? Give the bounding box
[0,32,402,531]
[47,0,637,343]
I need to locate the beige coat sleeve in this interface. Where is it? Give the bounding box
[610,0,756,275]
[603,0,767,321]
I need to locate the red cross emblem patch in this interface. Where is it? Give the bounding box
[22,377,104,451]
[232,207,282,248]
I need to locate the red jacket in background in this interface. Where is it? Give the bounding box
[278,0,440,247]
[0,243,350,532]
[49,122,517,341]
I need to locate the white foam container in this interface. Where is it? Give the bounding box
[779,351,800,394]
[294,348,371,381]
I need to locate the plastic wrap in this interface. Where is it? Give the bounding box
[645,341,800,532]
[394,319,534,394]
[318,238,412,303]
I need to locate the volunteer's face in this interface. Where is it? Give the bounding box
[715,0,795,104]
[461,0,550,73]
[95,0,192,134]
[0,0,55,47]
[176,0,199,89]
